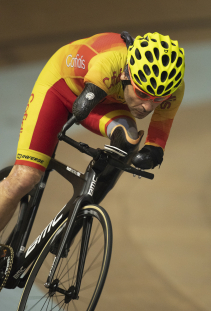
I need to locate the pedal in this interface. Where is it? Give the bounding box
[0,245,14,292]
[104,145,128,157]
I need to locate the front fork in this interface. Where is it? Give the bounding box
[44,194,93,289]
[74,215,93,296]
[45,204,93,300]
[45,154,108,293]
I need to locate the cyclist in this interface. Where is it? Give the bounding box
[0,31,185,233]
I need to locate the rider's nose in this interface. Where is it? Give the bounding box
[141,101,154,112]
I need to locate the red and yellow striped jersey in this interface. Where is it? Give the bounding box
[36,32,184,149]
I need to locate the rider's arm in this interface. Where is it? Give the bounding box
[145,80,185,149]
[72,83,107,121]
[132,81,185,169]
[73,51,127,121]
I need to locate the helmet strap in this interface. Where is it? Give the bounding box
[122,64,131,90]
[121,79,131,90]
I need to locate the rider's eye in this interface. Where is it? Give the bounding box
[135,89,149,99]
[154,96,166,103]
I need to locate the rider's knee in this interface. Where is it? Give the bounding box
[5,165,43,198]
[110,125,143,154]
[107,116,139,141]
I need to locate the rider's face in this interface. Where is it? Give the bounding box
[120,72,163,119]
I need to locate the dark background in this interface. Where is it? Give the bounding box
[1,0,211,67]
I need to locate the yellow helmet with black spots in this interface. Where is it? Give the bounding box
[127,32,185,96]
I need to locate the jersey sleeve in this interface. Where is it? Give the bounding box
[84,50,126,95]
[145,80,185,150]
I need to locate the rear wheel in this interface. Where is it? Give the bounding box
[18,204,113,311]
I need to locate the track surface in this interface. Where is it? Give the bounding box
[12,103,209,311]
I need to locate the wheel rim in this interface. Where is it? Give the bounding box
[22,209,109,311]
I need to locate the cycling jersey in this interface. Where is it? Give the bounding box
[15,32,184,171]
[145,81,184,148]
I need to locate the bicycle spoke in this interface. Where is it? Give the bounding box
[57,301,66,311]
[83,246,104,278]
[51,299,65,311]
[55,294,60,308]
[71,238,81,287]
[27,296,48,300]
[88,231,103,250]
[56,237,82,281]
[84,261,103,274]
[43,297,51,311]
[55,257,64,282]
[28,292,66,311]
[55,246,81,290]
[87,223,101,249]
[27,292,49,311]
[19,207,111,311]
[77,295,92,304]
[43,255,54,271]
[58,259,78,285]
[34,277,46,285]
[59,225,103,289]
[72,300,79,311]
[80,280,99,292]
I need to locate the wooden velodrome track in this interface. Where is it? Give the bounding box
[25,103,210,311]
[0,1,211,310]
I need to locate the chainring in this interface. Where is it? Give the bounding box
[0,244,14,292]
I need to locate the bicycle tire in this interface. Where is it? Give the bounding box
[18,204,113,311]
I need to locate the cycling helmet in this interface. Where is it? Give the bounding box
[127,32,185,96]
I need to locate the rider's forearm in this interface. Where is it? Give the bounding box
[145,80,184,149]
[145,118,173,150]
[72,83,107,121]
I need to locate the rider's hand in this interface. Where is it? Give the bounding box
[132,145,164,169]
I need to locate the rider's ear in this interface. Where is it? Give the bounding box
[120,71,129,81]
[121,64,130,81]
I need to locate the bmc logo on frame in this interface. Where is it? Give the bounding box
[66,54,85,69]
[88,175,98,196]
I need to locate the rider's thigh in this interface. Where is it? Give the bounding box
[79,101,138,139]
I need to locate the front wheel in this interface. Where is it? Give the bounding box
[18,204,113,311]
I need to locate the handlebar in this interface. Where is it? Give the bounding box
[58,115,154,180]
[58,115,78,137]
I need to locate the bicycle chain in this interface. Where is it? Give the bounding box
[0,245,14,292]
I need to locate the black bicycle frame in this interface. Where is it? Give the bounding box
[5,156,99,290]
[3,117,154,290]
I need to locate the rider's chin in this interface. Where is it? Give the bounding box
[132,111,146,119]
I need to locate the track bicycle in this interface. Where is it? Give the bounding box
[0,115,154,311]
